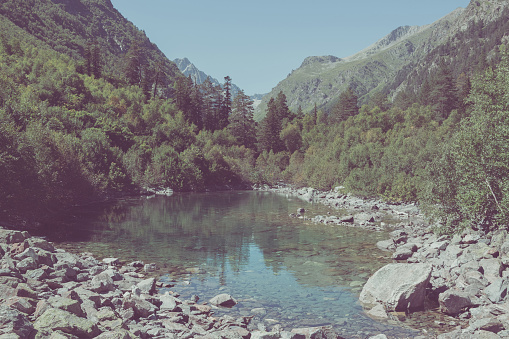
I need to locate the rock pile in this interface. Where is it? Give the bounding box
[0,227,346,338]
[375,224,509,338]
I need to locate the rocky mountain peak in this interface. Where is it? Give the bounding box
[300,55,342,68]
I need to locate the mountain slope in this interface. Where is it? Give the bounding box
[255,2,501,120]
[0,0,182,95]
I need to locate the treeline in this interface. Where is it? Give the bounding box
[0,35,258,223]
[254,45,509,234]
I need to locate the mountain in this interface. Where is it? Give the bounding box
[173,57,246,97]
[0,0,182,96]
[254,0,509,120]
[173,57,266,107]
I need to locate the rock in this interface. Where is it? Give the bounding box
[143,263,157,273]
[159,294,180,312]
[376,239,394,251]
[392,243,417,260]
[291,326,335,339]
[359,263,432,311]
[33,308,100,338]
[47,296,84,317]
[27,237,55,252]
[339,215,354,223]
[0,304,33,337]
[209,293,237,308]
[438,289,474,315]
[366,304,388,319]
[0,230,27,244]
[122,294,156,319]
[136,277,155,295]
[90,272,114,293]
[102,258,119,266]
[484,278,508,303]
[469,317,505,333]
[480,258,503,283]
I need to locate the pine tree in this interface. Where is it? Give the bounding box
[229,90,256,148]
[258,97,284,152]
[125,40,143,86]
[331,87,359,123]
[430,59,457,121]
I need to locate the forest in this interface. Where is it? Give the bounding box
[1,1,509,236]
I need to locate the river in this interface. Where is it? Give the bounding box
[39,190,429,338]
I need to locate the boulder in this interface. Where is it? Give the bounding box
[33,308,100,338]
[0,304,33,337]
[209,293,237,308]
[136,277,156,295]
[90,272,114,293]
[359,263,432,311]
[438,289,474,315]
[484,278,508,303]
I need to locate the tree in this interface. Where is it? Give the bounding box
[423,46,509,233]
[331,87,359,123]
[430,59,457,121]
[124,40,144,86]
[258,97,284,152]
[229,90,256,148]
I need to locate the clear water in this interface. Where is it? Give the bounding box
[43,191,426,338]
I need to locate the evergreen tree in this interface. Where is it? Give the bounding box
[331,87,359,123]
[430,59,457,121]
[124,40,143,86]
[175,76,193,120]
[258,97,284,152]
[229,90,256,148]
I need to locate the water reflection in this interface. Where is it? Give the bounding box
[43,191,422,337]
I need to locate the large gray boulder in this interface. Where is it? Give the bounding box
[33,308,100,338]
[438,289,474,315]
[359,263,432,311]
[0,304,33,337]
[209,293,237,308]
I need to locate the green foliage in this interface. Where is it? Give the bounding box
[422,46,509,232]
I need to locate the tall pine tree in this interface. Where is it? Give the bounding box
[229,90,256,148]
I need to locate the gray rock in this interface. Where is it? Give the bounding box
[136,277,155,295]
[159,294,180,312]
[33,308,100,338]
[376,239,394,251]
[210,293,238,308]
[90,272,114,293]
[438,289,474,315]
[0,304,33,337]
[366,304,388,319]
[47,296,84,317]
[484,278,508,303]
[102,258,119,266]
[480,258,503,283]
[339,215,354,223]
[359,263,432,311]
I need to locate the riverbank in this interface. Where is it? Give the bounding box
[261,184,509,338]
[0,226,373,338]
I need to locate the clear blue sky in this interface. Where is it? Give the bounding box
[110,0,469,96]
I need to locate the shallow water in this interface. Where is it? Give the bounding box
[42,191,435,337]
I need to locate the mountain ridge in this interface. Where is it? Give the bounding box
[254,1,504,120]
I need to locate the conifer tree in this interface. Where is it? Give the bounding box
[229,90,256,148]
[430,59,457,121]
[258,97,284,152]
[331,87,359,123]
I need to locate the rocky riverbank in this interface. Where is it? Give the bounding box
[262,184,509,338]
[0,226,360,338]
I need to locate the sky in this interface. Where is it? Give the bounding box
[110,0,469,96]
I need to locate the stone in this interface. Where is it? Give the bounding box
[366,304,388,319]
[160,294,180,312]
[209,293,237,308]
[438,289,474,315]
[94,329,137,338]
[484,278,508,303]
[102,258,120,266]
[122,295,156,319]
[33,308,100,338]
[469,317,504,334]
[480,258,503,283]
[5,296,36,315]
[359,263,432,311]
[376,239,394,252]
[136,277,156,295]
[339,215,354,223]
[27,237,55,252]
[0,304,34,337]
[47,296,84,317]
[0,230,27,244]
[90,272,114,293]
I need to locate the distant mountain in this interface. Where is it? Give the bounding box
[173,57,246,98]
[255,0,509,120]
